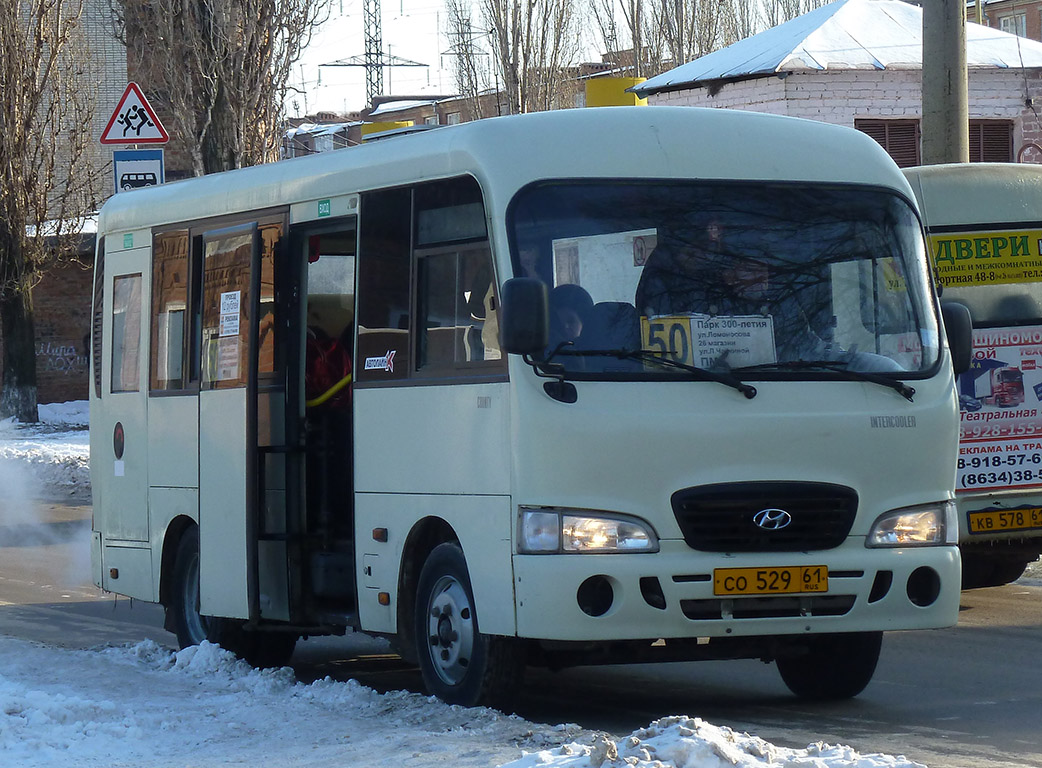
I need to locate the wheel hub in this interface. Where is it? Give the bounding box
[426,575,475,686]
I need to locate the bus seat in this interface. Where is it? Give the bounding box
[307,294,354,340]
[576,302,640,351]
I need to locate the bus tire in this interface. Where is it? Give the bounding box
[962,552,1031,589]
[776,631,882,700]
[414,542,525,710]
[170,527,297,668]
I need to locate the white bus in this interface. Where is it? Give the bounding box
[905,162,1042,588]
[90,107,968,709]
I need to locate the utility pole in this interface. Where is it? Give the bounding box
[320,0,428,110]
[364,0,384,103]
[921,0,968,164]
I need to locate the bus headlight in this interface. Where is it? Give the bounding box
[866,501,957,547]
[518,508,659,553]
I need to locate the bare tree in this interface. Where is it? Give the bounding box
[762,0,829,29]
[114,0,330,176]
[590,0,666,77]
[653,0,729,68]
[719,0,757,48]
[480,0,580,114]
[445,0,494,119]
[0,0,100,422]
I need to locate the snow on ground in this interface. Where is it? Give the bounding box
[0,400,997,767]
[0,401,90,502]
[0,636,928,768]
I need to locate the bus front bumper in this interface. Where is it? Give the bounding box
[511,540,960,642]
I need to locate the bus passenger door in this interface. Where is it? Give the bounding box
[196,223,280,621]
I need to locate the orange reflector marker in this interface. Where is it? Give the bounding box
[372,528,388,542]
[378,592,390,606]
[109,568,119,579]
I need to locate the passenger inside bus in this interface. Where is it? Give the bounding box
[548,283,593,348]
[304,235,357,566]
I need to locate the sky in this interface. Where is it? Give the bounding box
[286,0,607,116]
[288,0,470,116]
[0,403,1034,767]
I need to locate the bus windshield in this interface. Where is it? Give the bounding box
[509,181,939,377]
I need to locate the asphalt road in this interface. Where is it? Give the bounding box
[2,499,1040,768]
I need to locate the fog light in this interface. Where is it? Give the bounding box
[906,566,941,607]
[577,575,614,617]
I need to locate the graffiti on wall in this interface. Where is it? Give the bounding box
[37,339,88,376]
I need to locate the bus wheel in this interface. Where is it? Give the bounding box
[170,527,297,667]
[962,552,1031,589]
[170,527,219,649]
[776,631,882,700]
[414,543,524,710]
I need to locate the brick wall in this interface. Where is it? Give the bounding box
[649,68,1042,163]
[0,248,94,406]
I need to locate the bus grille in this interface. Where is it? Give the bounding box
[680,595,856,620]
[671,482,858,552]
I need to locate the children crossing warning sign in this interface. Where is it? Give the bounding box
[100,82,169,145]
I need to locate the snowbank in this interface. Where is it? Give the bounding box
[0,400,90,500]
[0,637,928,768]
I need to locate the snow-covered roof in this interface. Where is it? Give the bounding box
[635,0,1042,96]
[368,99,438,117]
[284,122,359,140]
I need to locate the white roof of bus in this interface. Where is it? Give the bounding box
[904,163,1042,229]
[635,0,1042,96]
[97,107,912,235]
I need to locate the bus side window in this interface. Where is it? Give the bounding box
[150,230,190,390]
[111,274,143,393]
[357,188,411,382]
[417,246,499,369]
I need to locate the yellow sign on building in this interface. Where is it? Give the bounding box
[585,78,648,107]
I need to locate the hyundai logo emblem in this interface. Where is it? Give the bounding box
[753,508,792,530]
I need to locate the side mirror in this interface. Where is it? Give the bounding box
[941,301,973,375]
[500,278,549,356]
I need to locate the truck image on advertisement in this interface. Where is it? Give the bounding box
[905,162,1042,588]
[89,107,970,708]
[983,366,1025,408]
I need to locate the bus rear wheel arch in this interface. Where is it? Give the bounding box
[413,542,525,709]
[168,526,297,668]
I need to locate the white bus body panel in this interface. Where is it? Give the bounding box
[147,396,199,488]
[198,389,250,618]
[510,361,961,640]
[354,381,513,634]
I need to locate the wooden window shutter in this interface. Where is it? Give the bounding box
[854,119,921,167]
[969,120,1014,162]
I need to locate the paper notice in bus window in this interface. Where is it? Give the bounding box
[692,315,776,368]
[640,314,776,369]
[219,290,241,337]
[216,336,240,381]
[928,229,1042,288]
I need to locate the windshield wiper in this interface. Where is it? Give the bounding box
[734,360,915,401]
[549,347,757,399]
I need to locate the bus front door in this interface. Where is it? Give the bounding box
[196,222,289,622]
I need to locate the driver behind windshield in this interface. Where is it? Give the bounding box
[635,215,827,364]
